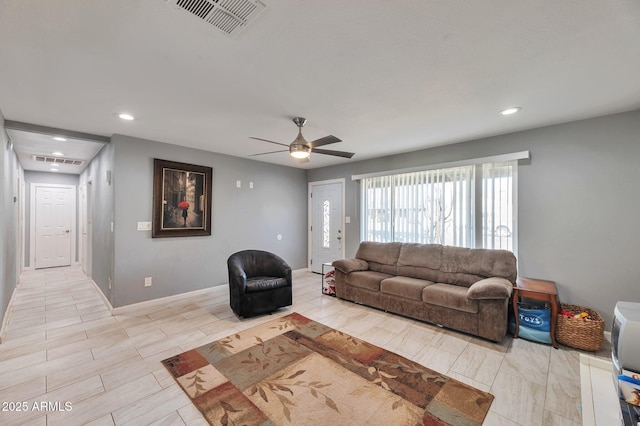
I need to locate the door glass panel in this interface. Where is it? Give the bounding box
[322,199,330,248]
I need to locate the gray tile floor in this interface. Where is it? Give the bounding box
[0,266,611,425]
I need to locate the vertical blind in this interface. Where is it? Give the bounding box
[361,160,516,252]
[482,161,516,251]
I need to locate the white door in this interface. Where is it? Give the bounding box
[35,185,74,269]
[310,181,344,273]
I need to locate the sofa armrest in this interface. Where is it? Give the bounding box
[332,258,369,274]
[467,277,513,300]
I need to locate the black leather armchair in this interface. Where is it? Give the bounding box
[227,250,292,318]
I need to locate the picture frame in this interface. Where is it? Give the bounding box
[152,159,213,238]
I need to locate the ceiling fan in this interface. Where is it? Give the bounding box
[250,117,355,162]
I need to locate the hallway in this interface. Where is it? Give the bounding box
[0,266,252,425]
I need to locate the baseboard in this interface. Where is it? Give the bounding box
[0,286,19,345]
[90,279,113,313]
[110,270,308,316]
[111,286,221,316]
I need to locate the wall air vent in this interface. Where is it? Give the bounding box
[33,155,85,166]
[168,0,266,38]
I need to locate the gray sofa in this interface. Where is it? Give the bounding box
[332,242,517,342]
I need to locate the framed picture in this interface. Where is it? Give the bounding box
[152,159,213,238]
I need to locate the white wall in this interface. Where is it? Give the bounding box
[109,135,308,308]
[0,110,24,334]
[308,109,640,326]
[79,142,115,304]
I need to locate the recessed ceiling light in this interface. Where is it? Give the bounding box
[500,107,521,115]
[53,136,67,141]
[118,113,135,121]
[52,152,64,157]
[50,168,59,172]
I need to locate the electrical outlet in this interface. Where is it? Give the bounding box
[108,277,111,290]
[144,277,152,287]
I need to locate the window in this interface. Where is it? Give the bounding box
[361,160,517,252]
[482,162,516,251]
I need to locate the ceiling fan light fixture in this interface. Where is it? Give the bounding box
[290,144,310,159]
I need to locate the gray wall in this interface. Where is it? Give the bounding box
[110,135,308,307]
[308,109,640,326]
[23,171,79,267]
[79,142,115,304]
[0,110,24,334]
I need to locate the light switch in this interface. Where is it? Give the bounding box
[236,180,242,188]
[137,222,152,231]
[346,216,351,224]
[249,181,254,189]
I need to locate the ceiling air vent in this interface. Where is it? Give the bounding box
[168,0,266,37]
[33,155,85,166]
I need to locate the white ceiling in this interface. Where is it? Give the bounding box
[1,0,639,170]
[7,128,105,174]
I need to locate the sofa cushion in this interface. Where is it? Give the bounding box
[332,258,368,275]
[440,246,517,283]
[245,277,288,293]
[422,283,479,313]
[467,277,513,300]
[397,243,442,269]
[355,242,402,275]
[345,271,392,291]
[380,276,434,301]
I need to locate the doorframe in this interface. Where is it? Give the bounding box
[307,178,346,271]
[79,180,93,277]
[17,177,24,280]
[29,183,77,269]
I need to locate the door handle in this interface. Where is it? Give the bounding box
[65,230,70,234]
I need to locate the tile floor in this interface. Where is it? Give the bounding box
[0,266,611,425]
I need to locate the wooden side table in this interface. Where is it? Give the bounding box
[513,277,559,349]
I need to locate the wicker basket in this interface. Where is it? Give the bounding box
[555,303,604,351]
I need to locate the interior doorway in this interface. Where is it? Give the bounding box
[30,183,76,269]
[308,179,345,273]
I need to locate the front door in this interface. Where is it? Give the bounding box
[35,185,74,269]
[310,181,344,273]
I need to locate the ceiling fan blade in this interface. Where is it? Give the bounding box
[311,148,355,159]
[249,137,290,148]
[309,135,341,148]
[248,149,289,157]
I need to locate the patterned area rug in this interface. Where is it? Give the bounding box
[161,313,493,425]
